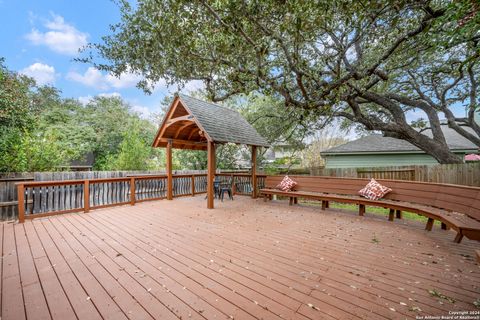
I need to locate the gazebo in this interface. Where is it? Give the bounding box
[152,94,269,209]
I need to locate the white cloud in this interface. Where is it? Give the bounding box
[66,67,144,91]
[77,95,93,105]
[20,62,56,85]
[179,80,204,93]
[67,64,202,94]
[98,92,121,98]
[406,109,428,123]
[77,92,122,105]
[66,67,107,89]
[26,13,88,55]
[106,72,143,89]
[75,91,152,119]
[132,105,151,119]
[155,79,204,95]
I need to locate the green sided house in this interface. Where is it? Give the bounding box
[321,125,479,168]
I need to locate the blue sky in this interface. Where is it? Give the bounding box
[0,0,202,119]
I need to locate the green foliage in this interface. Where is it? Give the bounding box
[0,59,68,171]
[173,149,207,170]
[172,143,241,170]
[3,131,69,172]
[79,96,159,170]
[85,0,480,163]
[0,128,23,172]
[262,156,303,175]
[229,93,315,169]
[427,1,480,50]
[233,94,314,146]
[301,127,349,169]
[0,58,36,131]
[107,120,153,170]
[0,58,164,172]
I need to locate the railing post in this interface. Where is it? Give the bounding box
[166,140,173,200]
[191,175,195,196]
[84,180,90,213]
[130,177,136,205]
[17,183,25,223]
[207,141,216,209]
[231,174,235,195]
[251,145,258,198]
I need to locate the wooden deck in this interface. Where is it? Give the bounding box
[1,196,479,319]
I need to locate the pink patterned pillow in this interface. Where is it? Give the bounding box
[276,175,297,192]
[358,178,392,200]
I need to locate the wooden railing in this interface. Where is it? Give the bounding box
[16,173,266,222]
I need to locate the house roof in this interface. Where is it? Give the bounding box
[321,125,478,155]
[152,94,269,150]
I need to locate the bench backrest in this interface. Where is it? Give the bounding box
[265,175,480,221]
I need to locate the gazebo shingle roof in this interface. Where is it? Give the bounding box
[177,94,269,147]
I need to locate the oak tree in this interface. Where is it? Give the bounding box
[84,0,480,163]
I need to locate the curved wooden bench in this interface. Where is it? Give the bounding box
[260,176,480,243]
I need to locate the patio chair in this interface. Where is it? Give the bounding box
[219,177,233,201]
[205,177,221,199]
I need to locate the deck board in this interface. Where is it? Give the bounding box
[54,216,185,320]
[36,218,131,320]
[24,221,102,320]
[24,221,77,320]
[0,222,3,314]
[1,196,479,320]
[68,216,228,320]
[14,223,51,320]
[2,223,26,320]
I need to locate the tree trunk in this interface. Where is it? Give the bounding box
[403,129,464,164]
[417,143,464,164]
[346,96,465,164]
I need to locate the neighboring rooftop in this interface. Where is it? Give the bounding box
[322,125,479,155]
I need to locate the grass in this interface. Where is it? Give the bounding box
[297,199,439,225]
[329,202,428,222]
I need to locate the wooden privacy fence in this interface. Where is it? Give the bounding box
[311,163,480,186]
[0,173,34,221]
[16,173,266,222]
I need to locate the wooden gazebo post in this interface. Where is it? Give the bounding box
[166,139,173,200]
[207,141,216,209]
[252,145,257,199]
